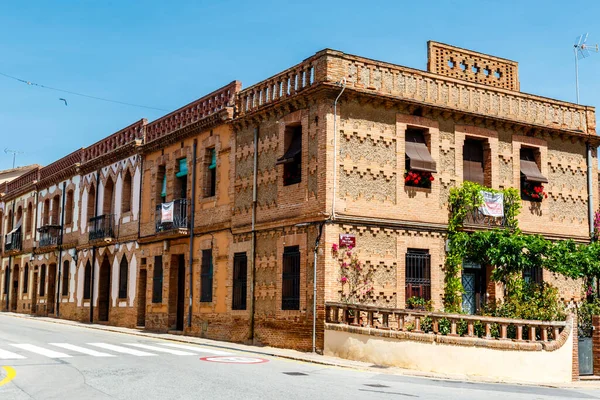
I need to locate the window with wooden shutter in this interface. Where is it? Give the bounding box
[463,139,485,185]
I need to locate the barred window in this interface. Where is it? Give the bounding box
[200,249,213,302]
[282,246,300,310]
[523,266,543,285]
[232,252,248,310]
[83,261,92,300]
[40,264,46,297]
[405,249,431,302]
[62,260,69,296]
[152,256,163,303]
[119,256,128,299]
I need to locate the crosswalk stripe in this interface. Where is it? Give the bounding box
[158,343,233,355]
[87,343,156,356]
[123,343,195,355]
[49,343,115,357]
[10,344,71,358]
[0,348,26,360]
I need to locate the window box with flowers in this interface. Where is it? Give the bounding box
[521,181,547,202]
[404,128,436,189]
[404,170,434,188]
[520,147,548,202]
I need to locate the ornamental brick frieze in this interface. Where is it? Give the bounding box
[340,131,396,168]
[339,168,397,204]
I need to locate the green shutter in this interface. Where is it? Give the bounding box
[160,174,167,198]
[176,158,188,178]
[209,150,216,170]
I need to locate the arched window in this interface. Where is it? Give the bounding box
[83,261,92,300]
[65,191,74,225]
[118,255,128,299]
[23,263,29,294]
[43,199,50,226]
[87,184,96,220]
[26,203,33,234]
[103,177,115,215]
[7,209,13,231]
[51,195,60,225]
[40,265,46,297]
[62,260,69,296]
[16,206,22,225]
[122,170,132,213]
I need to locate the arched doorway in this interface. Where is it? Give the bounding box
[98,256,111,322]
[47,263,57,315]
[11,264,19,311]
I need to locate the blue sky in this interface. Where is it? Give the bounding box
[1,0,599,170]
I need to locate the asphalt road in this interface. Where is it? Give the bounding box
[0,314,599,400]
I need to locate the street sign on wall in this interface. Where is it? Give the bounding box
[339,234,356,248]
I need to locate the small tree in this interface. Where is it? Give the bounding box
[332,243,374,304]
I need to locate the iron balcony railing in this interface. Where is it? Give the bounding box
[462,193,516,229]
[155,198,189,233]
[4,229,22,252]
[38,225,62,247]
[89,214,115,241]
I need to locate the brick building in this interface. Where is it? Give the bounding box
[0,41,597,352]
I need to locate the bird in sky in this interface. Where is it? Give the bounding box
[59,98,68,106]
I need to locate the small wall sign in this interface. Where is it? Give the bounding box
[339,234,356,248]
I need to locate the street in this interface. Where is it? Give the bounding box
[0,314,598,400]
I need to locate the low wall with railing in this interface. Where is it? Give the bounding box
[324,302,575,383]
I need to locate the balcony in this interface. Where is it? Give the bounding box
[462,194,516,229]
[155,198,189,233]
[38,225,62,248]
[4,229,22,253]
[89,214,115,241]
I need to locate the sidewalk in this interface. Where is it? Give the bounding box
[2,311,599,390]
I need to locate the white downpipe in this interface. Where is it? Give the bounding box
[331,78,347,220]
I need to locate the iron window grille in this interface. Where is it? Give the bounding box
[523,266,543,285]
[282,246,301,310]
[83,262,92,300]
[232,252,248,310]
[152,256,163,303]
[200,249,213,302]
[119,256,128,299]
[405,249,431,302]
[62,261,69,296]
[39,265,46,297]
[23,265,28,294]
[89,214,115,241]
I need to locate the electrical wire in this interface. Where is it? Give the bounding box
[0,71,169,112]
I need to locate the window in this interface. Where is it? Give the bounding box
[42,199,50,226]
[282,246,300,310]
[26,203,33,234]
[152,256,163,303]
[520,147,548,201]
[40,265,46,297]
[3,267,8,294]
[405,249,431,302]
[83,261,92,300]
[119,255,128,299]
[204,150,217,198]
[404,128,436,188]
[65,191,74,225]
[157,165,167,204]
[200,249,213,302]
[62,260,69,296]
[103,177,115,215]
[232,253,248,310]
[276,125,302,186]
[23,264,29,294]
[7,209,13,232]
[175,158,188,199]
[51,195,60,225]
[87,185,96,220]
[523,266,543,285]
[463,139,485,185]
[122,171,132,213]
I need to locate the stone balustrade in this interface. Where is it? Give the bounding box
[325,301,567,346]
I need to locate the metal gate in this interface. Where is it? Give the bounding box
[578,317,593,376]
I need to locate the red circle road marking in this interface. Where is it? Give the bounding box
[199,356,269,364]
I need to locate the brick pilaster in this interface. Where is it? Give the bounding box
[592,315,600,376]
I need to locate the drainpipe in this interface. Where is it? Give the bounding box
[312,222,325,353]
[331,78,347,220]
[250,126,258,342]
[90,170,100,323]
[5,199,16,311]
[587,143,594,238]
[56,181,67,316]
[188,140,197,328]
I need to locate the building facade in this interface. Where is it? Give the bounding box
[1,42,596,351]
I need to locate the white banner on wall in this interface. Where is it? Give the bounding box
[479,191,504,217]
[161,202,174,223]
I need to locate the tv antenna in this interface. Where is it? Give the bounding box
[574,33,599,104]
[4,148,24,169]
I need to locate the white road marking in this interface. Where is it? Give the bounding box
[87,343,156,356]
[123,343,195,355]
[49,343,115,357]
[10,344,71,358]
[0,348,26,360]
[158,343,233,355]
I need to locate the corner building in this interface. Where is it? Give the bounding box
[1,41,597,352]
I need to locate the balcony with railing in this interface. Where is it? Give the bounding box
[155,198,189,234]
[461,192,517,229]
[89,214,115,241]
[4,229,22,253]
[38,225,62,248]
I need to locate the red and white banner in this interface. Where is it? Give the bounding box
[479,191,504,217]
[161,202,174,223]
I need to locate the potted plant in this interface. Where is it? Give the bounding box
[404,170,434,188]
[522,181,547,202]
